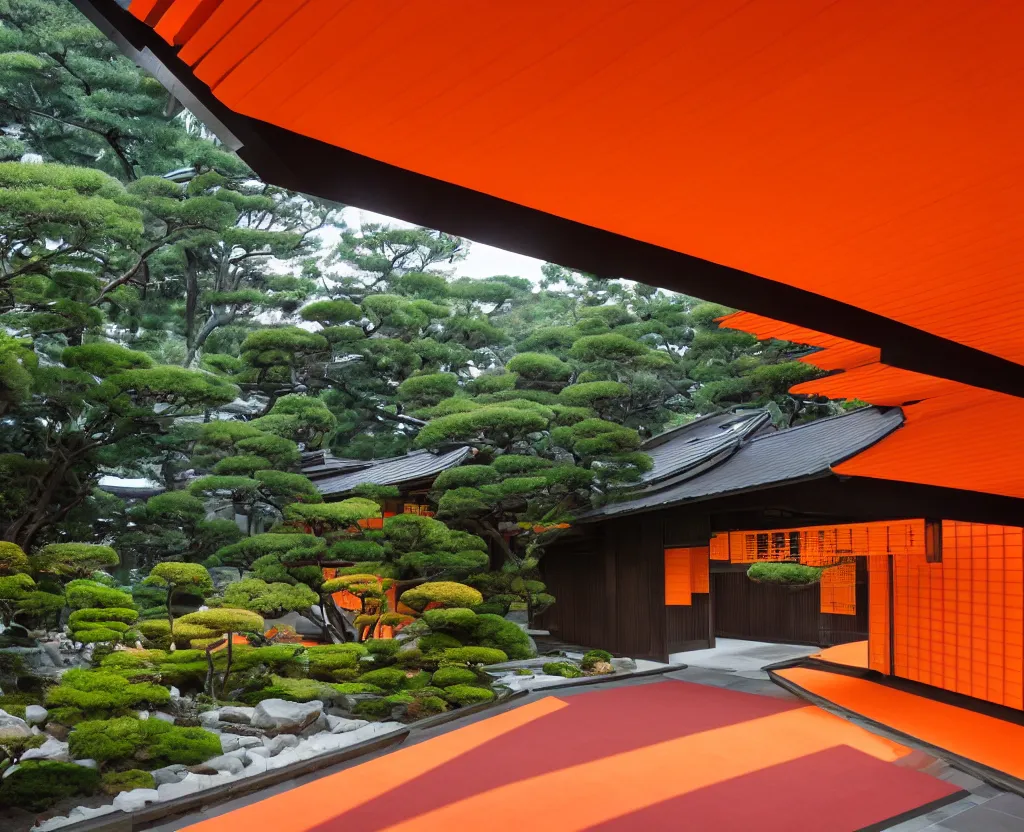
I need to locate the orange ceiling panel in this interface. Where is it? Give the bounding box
[128,0,1024,371]
[834,391,1024,500]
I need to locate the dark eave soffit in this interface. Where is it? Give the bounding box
[73,0,1024,400]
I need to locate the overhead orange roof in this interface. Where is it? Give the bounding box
[73,0,1024,399]
[718,310,1024,500]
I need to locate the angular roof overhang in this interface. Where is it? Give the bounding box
[75,0,1024,399]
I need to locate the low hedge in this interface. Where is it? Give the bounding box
[443,684,495,706]
[101,768,156,795]
[746,563,824,585]
[430,666,478,688]
[68,716,221,768]
[543,661,582,678]
[0,761,100,811]
[442,646,507,665]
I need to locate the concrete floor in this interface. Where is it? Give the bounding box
[670,637,817,677]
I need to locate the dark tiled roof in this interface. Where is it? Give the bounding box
[583,406,903,520]
[638,411,773,488]
[314,447,472,497]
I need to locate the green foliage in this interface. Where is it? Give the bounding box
[505,352,572,382]
[397,372,459,407]
[222,578,317,617]
[215,534,325,568]
[0,541,29,574]
[32,543,119,578]
[240,675,340,704]
[543,661,583,678]
[569,333,647,362]
[581,649,614,669]
[417,632,462,652]
[365,638,402,657]
[431,666,478,688]
[46,669,170,716]
[746,563,824,585]
[68,607,138,626]
[0,761,99,811]
[101,768,156,795]
[174,608,264,640]
[68,717,221,767]
[421,608,478,630]
[400,582,483,611]
[357,667,410,692]
[285,498,381,531]
[148,562,214,596]
[443,647,507,665]
[432,465,499,490]
[442,684,495,706]
[65,579,134,610]
[468,614,535,660]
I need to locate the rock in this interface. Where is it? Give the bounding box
[590,660,614,674]
[30,725,41,735]
[0,709,32,741]
[136,710,150,720]
[113,787,160,812]
[219,733,241,753]
[217,722,264,737]
[152,711,176,724]
[207,567,242,591]
[299,714,330,737]
[236,735,262,748]
[247,745,272,759]
[219,705,255,725]
[3,764,19,779]
[73,758,97,769]
[335,693,377,712]
[241,754,269,776]
[327,715,369,734]
[251,699,322,735]
[156,774,205,802]
[263,733,299,756]
[223,748,250,761]
[611,657,637,672]
[36,804,118,831]
[169,686,181,700]
[21,737,70,762]
[24,705,48,725]
[350,721,404,741]
[151,764,187,786]
[264,748,300,770]
[198,709,221,726]
[46,722,70,741]
[189,753,244,775]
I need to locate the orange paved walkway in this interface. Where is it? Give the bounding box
[776,666,1024,781]
[811,640,869,669]
[183,679,959,831]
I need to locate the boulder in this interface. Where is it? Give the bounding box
[2,764,19,779]
[236,735,262,749]
[242,754,269,776]
[169,686,181,700]
[46,722,70,741]
[20,737,70,762]
[219,705,255,725]
[152,711,176,724]
[263,733,299,756]
[113,787,160,812]
[299,714,330,737]
[327,715,369,734]
[73,758,97,769]
[247,745,272,759]
[611,657,637,672]
[136,710,150,720]
[156,774,206,802]
[189,753,244,775]
[24,704,48,725]
[219,733,241,753]
[0,709,31,741]
[251,699,322,735]
[198,710,221,727]
[151,764,188,786]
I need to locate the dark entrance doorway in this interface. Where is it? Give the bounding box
[711,562,869,647]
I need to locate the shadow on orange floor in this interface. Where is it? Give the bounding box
[775,666,1024,781]
[182,680,960,832]
[811,640,869,669]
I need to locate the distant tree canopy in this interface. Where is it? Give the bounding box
[0,0,843,591]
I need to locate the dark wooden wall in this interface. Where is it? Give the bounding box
[666,595,711,653]
[539,515,670,661]
[711,559,868,647]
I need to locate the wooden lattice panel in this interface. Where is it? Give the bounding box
[820,561,857,615]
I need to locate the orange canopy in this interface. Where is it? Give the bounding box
[719,310,1024,500]
[72,0,1024,399]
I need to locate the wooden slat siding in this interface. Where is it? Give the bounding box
[666,595,711,653]
[712,571,823,645]
[537,537,609,650]
[612,516,669,661]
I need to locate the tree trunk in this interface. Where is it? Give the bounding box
[204,646,217,699]
[220,633,234,698]
[166,587,175,630]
